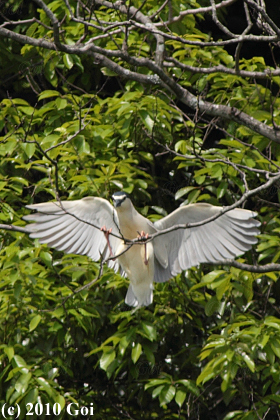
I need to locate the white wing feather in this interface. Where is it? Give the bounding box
[23,197,122,272]
[23,198,260,304]
[153,203,260,282]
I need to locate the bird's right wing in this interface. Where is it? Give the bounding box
[153,203,260,282]
[23,197,122,272]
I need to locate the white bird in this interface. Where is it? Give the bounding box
[23,192,260,308]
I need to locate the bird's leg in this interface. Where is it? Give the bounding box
[137,230,150,266]
[143,234,149,266]
[100,226,113,257]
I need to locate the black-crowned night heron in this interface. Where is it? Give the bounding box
[23,192,260,307]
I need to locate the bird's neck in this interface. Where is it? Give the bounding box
[117,207,142,239]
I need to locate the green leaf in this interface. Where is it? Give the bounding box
[101,67,118,76]
[55,97,68,110]
[222,412,243,420]
[258,334,270,349]
[40,251,53,267]
[175,389,187,407]
[18,106,35,115]
[264,343,275,364]
[36,377,56,398]
[131,343,142,364]
[211,164,223,179]
[197,355,227,385]
[4,346,14,362]
[29,314,42,332]
[205,296,223,316]
[41,134,60,146]
[217,180,228,199]
[145,379,169,390]
[264,316,280,330]
[21,143,36,159]
[242,353,255,372]
[63,54,74,69]
[270,337,280,358]
[15,372,32,393]
[175,140,188,154]
[13,355,27,368]
[177,379,200,396]
[54,394,65,410]
[141,323,157,341]
[202,270,226,284]
[175,186,196,200]
[38,90,60,100]
[25,388,39,405]
[186,188,200,204]
[216,276,231,300]
[152,385,165,398]
[139,110,154,132]
[100,350,116,371]
[159,385,176,406]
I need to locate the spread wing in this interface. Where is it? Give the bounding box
[152,203,260,283]
[23,197,123,272]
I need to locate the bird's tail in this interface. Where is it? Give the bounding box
[125,284,153,307]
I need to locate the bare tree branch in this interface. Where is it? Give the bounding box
[164,57,280,79]
[33,0,62,46]
[93,0,165,66]
[0,224,29,234]
[210,0,236,38]
[154,0,238,26]
[130,20,280,46]
[212,260,280,273]
[245,0,280,37]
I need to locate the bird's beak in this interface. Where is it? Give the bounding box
[112,198,120,208]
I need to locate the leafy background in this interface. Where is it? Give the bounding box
[1,0,280,419]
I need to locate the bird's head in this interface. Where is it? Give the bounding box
[112,191,131,210]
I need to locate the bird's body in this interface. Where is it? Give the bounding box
[114,196,155,306]
[23,192,260,308]
[118,242,154,306]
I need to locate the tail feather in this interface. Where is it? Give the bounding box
[125,284,153,307]
[125,284,138,307]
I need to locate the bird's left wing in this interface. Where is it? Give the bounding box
[23,197,122,272]
[153,203,260,283]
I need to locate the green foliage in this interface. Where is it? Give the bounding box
[1,0,280,419]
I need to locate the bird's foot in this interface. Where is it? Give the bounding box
[100,226,114,257]
[137,230,149,241]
